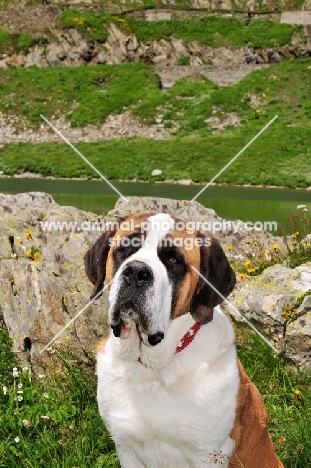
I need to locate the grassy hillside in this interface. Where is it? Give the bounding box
[0,60,311,187]
[0,14,305,55]
[58,12,306,48]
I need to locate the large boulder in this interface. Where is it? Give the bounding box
[0,192,309,372]
[225,263,311,368]
[0,192,109,374]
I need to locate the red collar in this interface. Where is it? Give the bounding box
[138,322,202,365]
[174,322,202,354]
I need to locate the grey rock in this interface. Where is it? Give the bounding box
[0,192,309,372]
[224,263,311,366]
[151,169,162,176]
[286,295,311,368]
[0,192,109,373]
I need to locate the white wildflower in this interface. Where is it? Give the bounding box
[2,386,7,395]
[13,368,19,378]
[18,383,23,389]
[17,390,23,394]
[38,374,45,379]
[14,437,20,443]
[297,204,307,209]
[303,208,308,212]
[43,393,49,399]
[22,366,29,373]
[17,395,23,401]
[23,420,31,427]
[40,415,50,419]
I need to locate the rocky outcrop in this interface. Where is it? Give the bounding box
[223,263,311,368]
[0,110,170,145]
[286,295,311,368]
[110,196,285,258]
[0,192,109,373]
[1,23,308,84]
[0,193,309,373]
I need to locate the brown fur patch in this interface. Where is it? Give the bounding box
[229,361,283,468]
[105,213,153,283]
[96,337,108,354]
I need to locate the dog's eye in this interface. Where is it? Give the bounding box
[169,257,177,263]
[117,246,129,253]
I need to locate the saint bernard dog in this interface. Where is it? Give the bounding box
[84,212,283,468]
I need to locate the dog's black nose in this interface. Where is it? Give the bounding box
[122,261,153,286]
[148,332,164,346]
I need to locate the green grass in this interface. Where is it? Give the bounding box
[236,323,311,467]
[1,127,311,187]
[1,61,311,187]
[0,31,45,55]
[58,11,306,49]
[1,312,310,467]
[0,63,160,128]
[0,317,119,467]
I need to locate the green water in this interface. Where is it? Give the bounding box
[1,178,311,234]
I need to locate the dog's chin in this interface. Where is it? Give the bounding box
[110,313,165,347]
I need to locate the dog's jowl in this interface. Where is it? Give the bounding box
[84,213,283,468]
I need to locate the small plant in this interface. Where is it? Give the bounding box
[235,243,281,280]
[282,289,311,321]
[283,205,311,268]
[25,246,41,261]
[177,56,190,66]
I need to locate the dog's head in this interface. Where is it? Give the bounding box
[84,213,236,347]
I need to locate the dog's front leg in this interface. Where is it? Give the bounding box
[116,444,145,468]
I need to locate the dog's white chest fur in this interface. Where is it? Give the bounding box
[97,307,239,468]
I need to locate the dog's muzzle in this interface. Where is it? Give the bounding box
[110,261,165,346]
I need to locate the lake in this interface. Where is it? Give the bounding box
[1,178,311,235]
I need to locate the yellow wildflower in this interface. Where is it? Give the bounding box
[26,249,32,257]
[254,266,259,270]
[244,260,251,267]
[33,252,42,261]
[238,273,246,281]
[226,245,232,251]
[293,389,301,396]
[272,243,279,250]
[25,230,32,239]
[262,250,270,255]
[16,238,22,244]
[292,240,297,246]
[247,268,256,274]
[252,241,257,246]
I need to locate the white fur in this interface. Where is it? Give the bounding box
[97,306,239,468]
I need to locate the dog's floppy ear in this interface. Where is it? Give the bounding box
[190,234,236,324]
[84,225,119,300]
